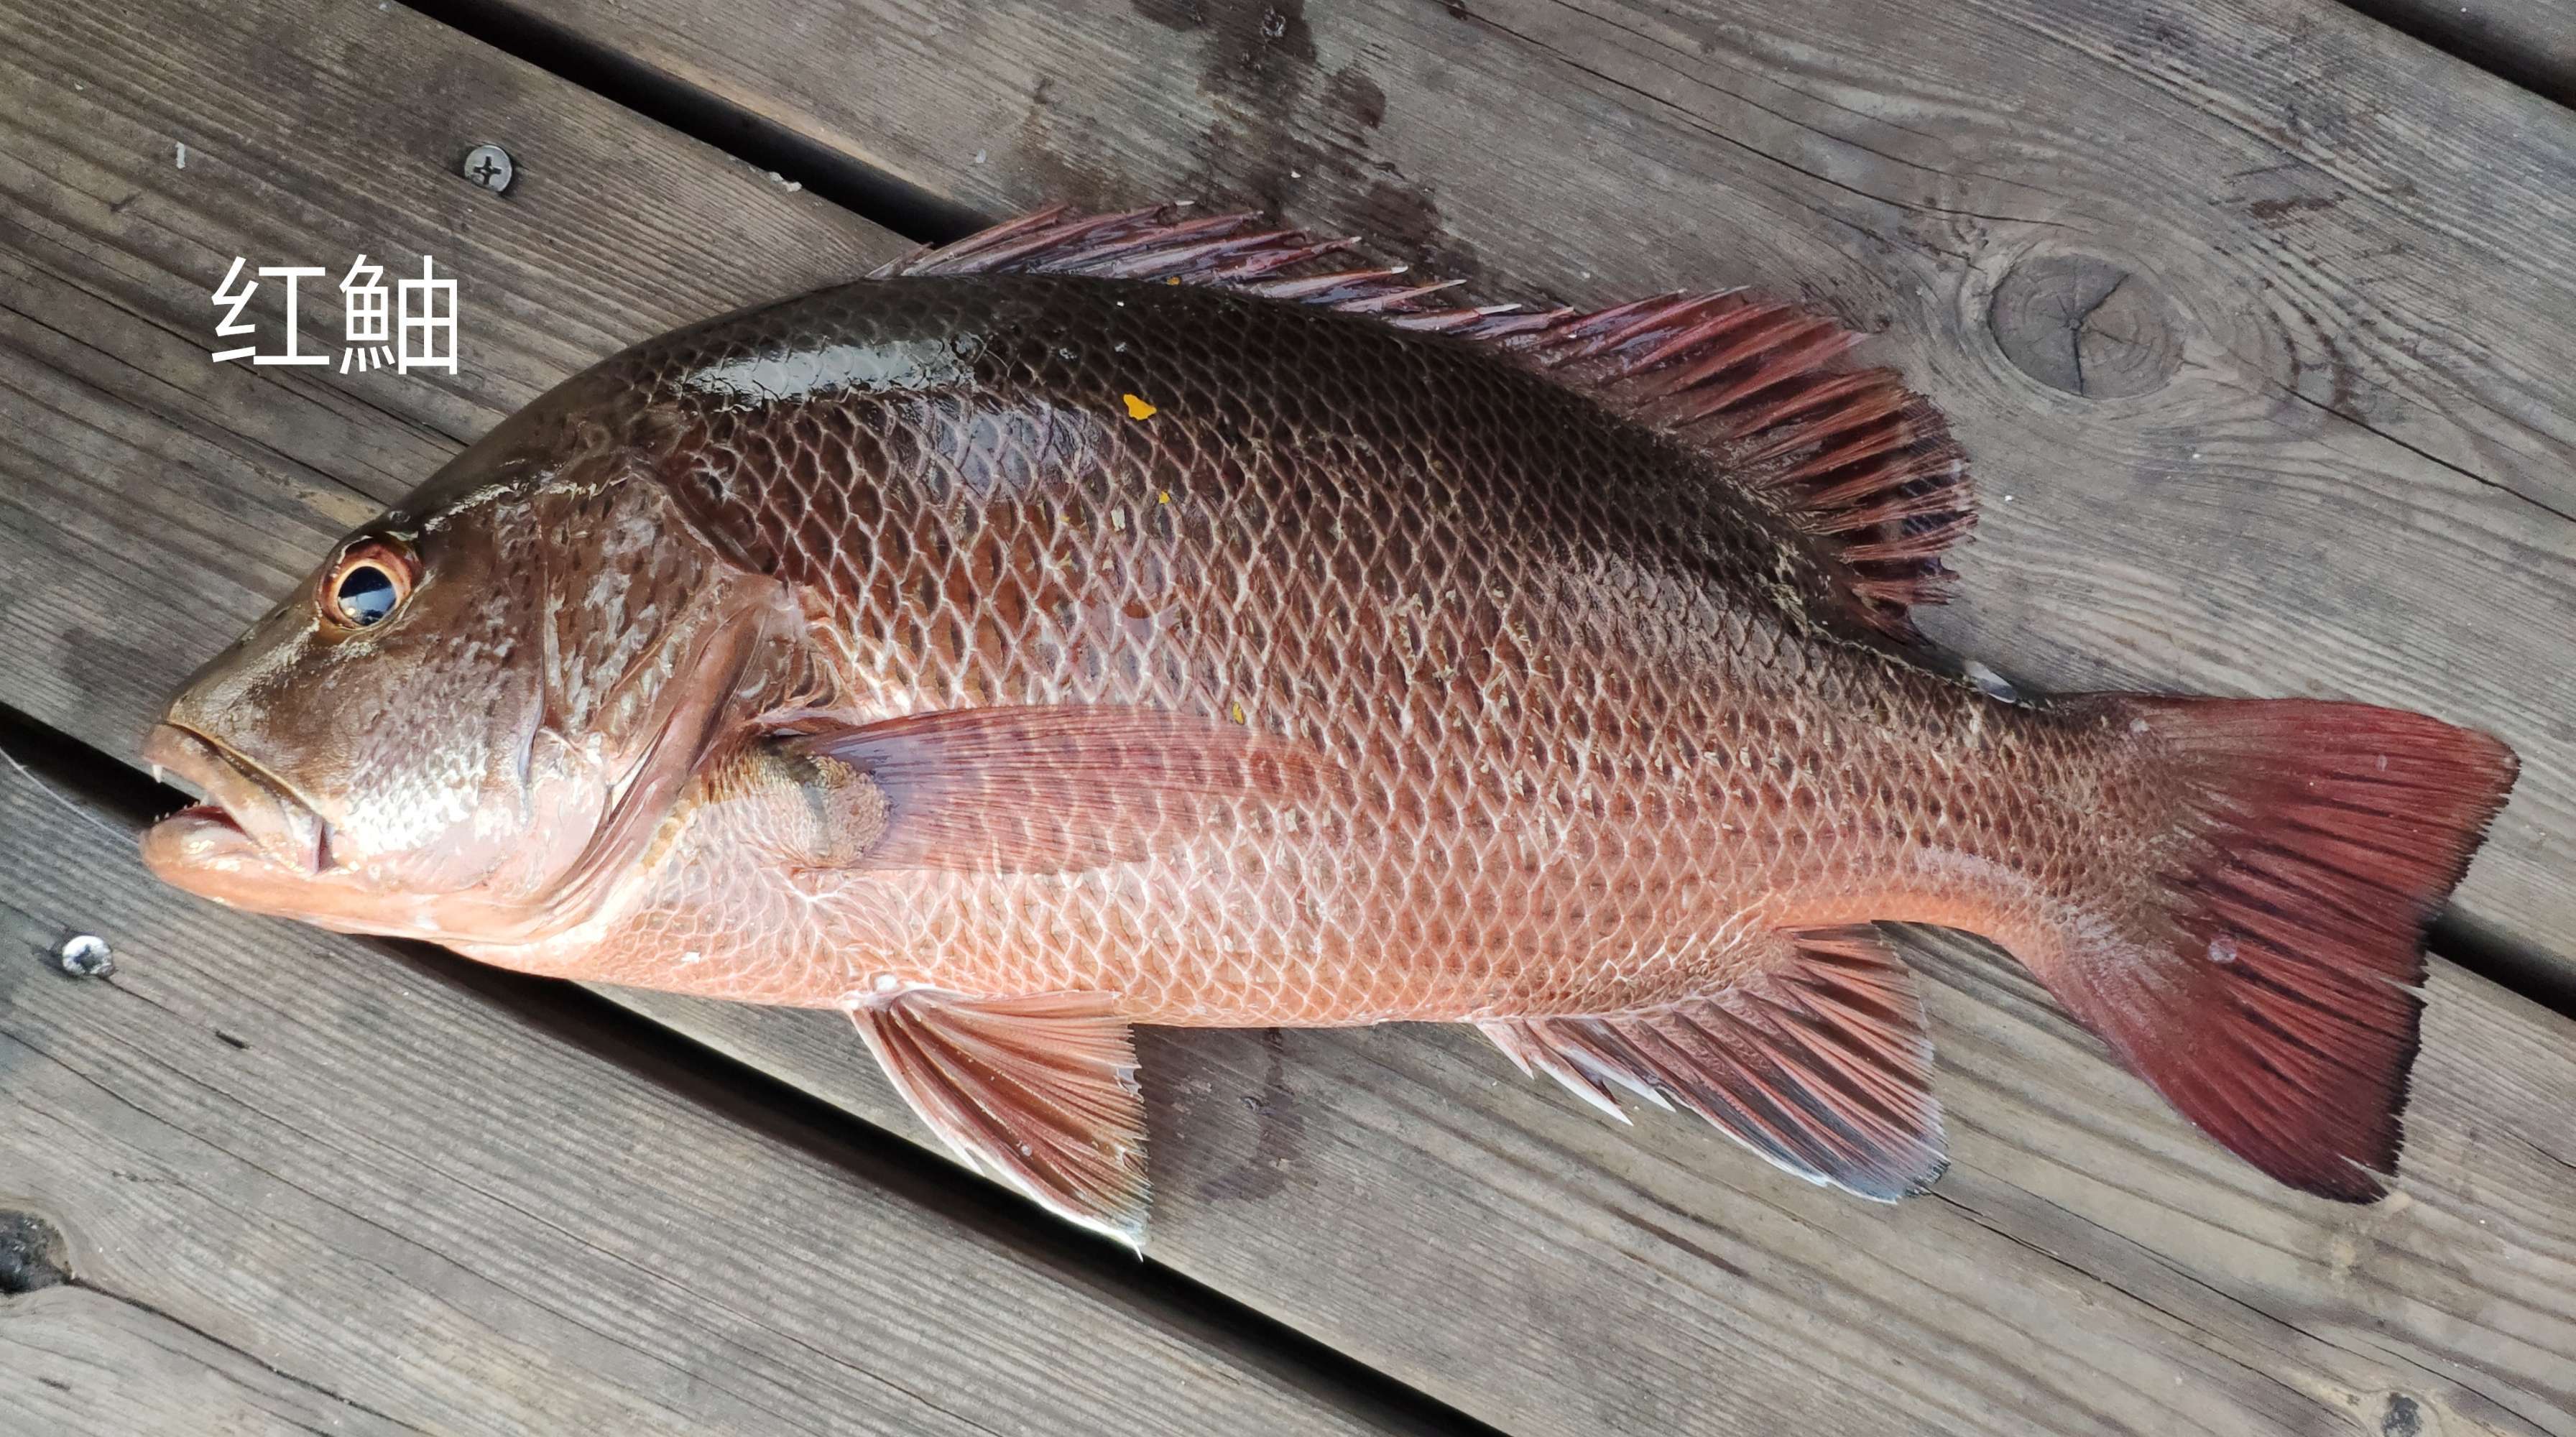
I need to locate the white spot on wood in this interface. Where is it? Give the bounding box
[174,142,186,169]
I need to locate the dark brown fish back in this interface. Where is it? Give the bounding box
[866,205,1975,636]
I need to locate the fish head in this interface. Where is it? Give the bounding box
[139,484,578,938]
[141,412,813,946]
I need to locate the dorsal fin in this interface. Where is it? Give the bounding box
[875,204,1976,637]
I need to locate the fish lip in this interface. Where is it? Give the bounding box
[140,724,333,878]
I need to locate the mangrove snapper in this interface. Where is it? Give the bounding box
[142,207,2519,1240]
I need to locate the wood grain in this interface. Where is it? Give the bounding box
[0,763,1399,1437]
[477,0,2576,970]
[4,1,2574,1436]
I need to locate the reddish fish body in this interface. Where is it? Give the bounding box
[142,209,2517,1239]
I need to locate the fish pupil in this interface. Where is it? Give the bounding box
[336,564,397,626]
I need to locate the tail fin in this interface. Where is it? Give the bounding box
[2030,696,2516,1201]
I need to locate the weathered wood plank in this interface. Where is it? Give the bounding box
[4,2,2573,1436]
[481,0,2576,971]
[0,764,1400,1437]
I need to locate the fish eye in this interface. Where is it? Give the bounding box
[320,538,417,630]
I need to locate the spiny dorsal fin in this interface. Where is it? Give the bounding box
[1479,925,1947,1200]
[875,204,1975,637]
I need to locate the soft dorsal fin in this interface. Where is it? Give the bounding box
[1478,925,1947,1199]
[876,205,1975,637]
[845,987,1150,1244]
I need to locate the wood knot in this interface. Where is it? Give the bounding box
[1988,255,2179,399]
[0,1210,71,1295]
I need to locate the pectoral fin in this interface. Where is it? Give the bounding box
[776,704,1330,874]
[1479,925,1947,1199]
[845,987,1151,1244]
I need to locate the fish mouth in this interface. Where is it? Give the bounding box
[139,724,333,882]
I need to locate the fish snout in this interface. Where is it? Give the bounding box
[140,724,333,886]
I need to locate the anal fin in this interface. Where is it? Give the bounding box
[1479,925,1946,1200]
[845,987,1150,1244]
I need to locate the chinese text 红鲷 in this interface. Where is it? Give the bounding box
[211,254,458,375]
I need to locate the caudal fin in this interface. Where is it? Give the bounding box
[2031,696,2516,1201]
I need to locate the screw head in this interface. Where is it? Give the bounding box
[57,934,112,979]
[461,143,514,194]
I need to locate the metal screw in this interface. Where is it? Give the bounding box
[462,143,514,194]
[57,934,112,979]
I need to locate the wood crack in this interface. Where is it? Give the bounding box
[65,1280,430,1435]
[1932,1192,2333,1418]
[2266,376,2576,527]
[1539,0,2084,208]
[1464,6,2079,235]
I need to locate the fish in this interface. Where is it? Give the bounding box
[141,205,2519,1242]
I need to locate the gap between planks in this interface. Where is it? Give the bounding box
[2334,0,2576,108]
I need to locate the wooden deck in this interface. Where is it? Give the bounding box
[3,0,2572,1433]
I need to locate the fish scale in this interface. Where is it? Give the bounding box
[141,206,2518,1241]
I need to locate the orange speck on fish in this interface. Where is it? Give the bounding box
[1122,393,1158,420]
